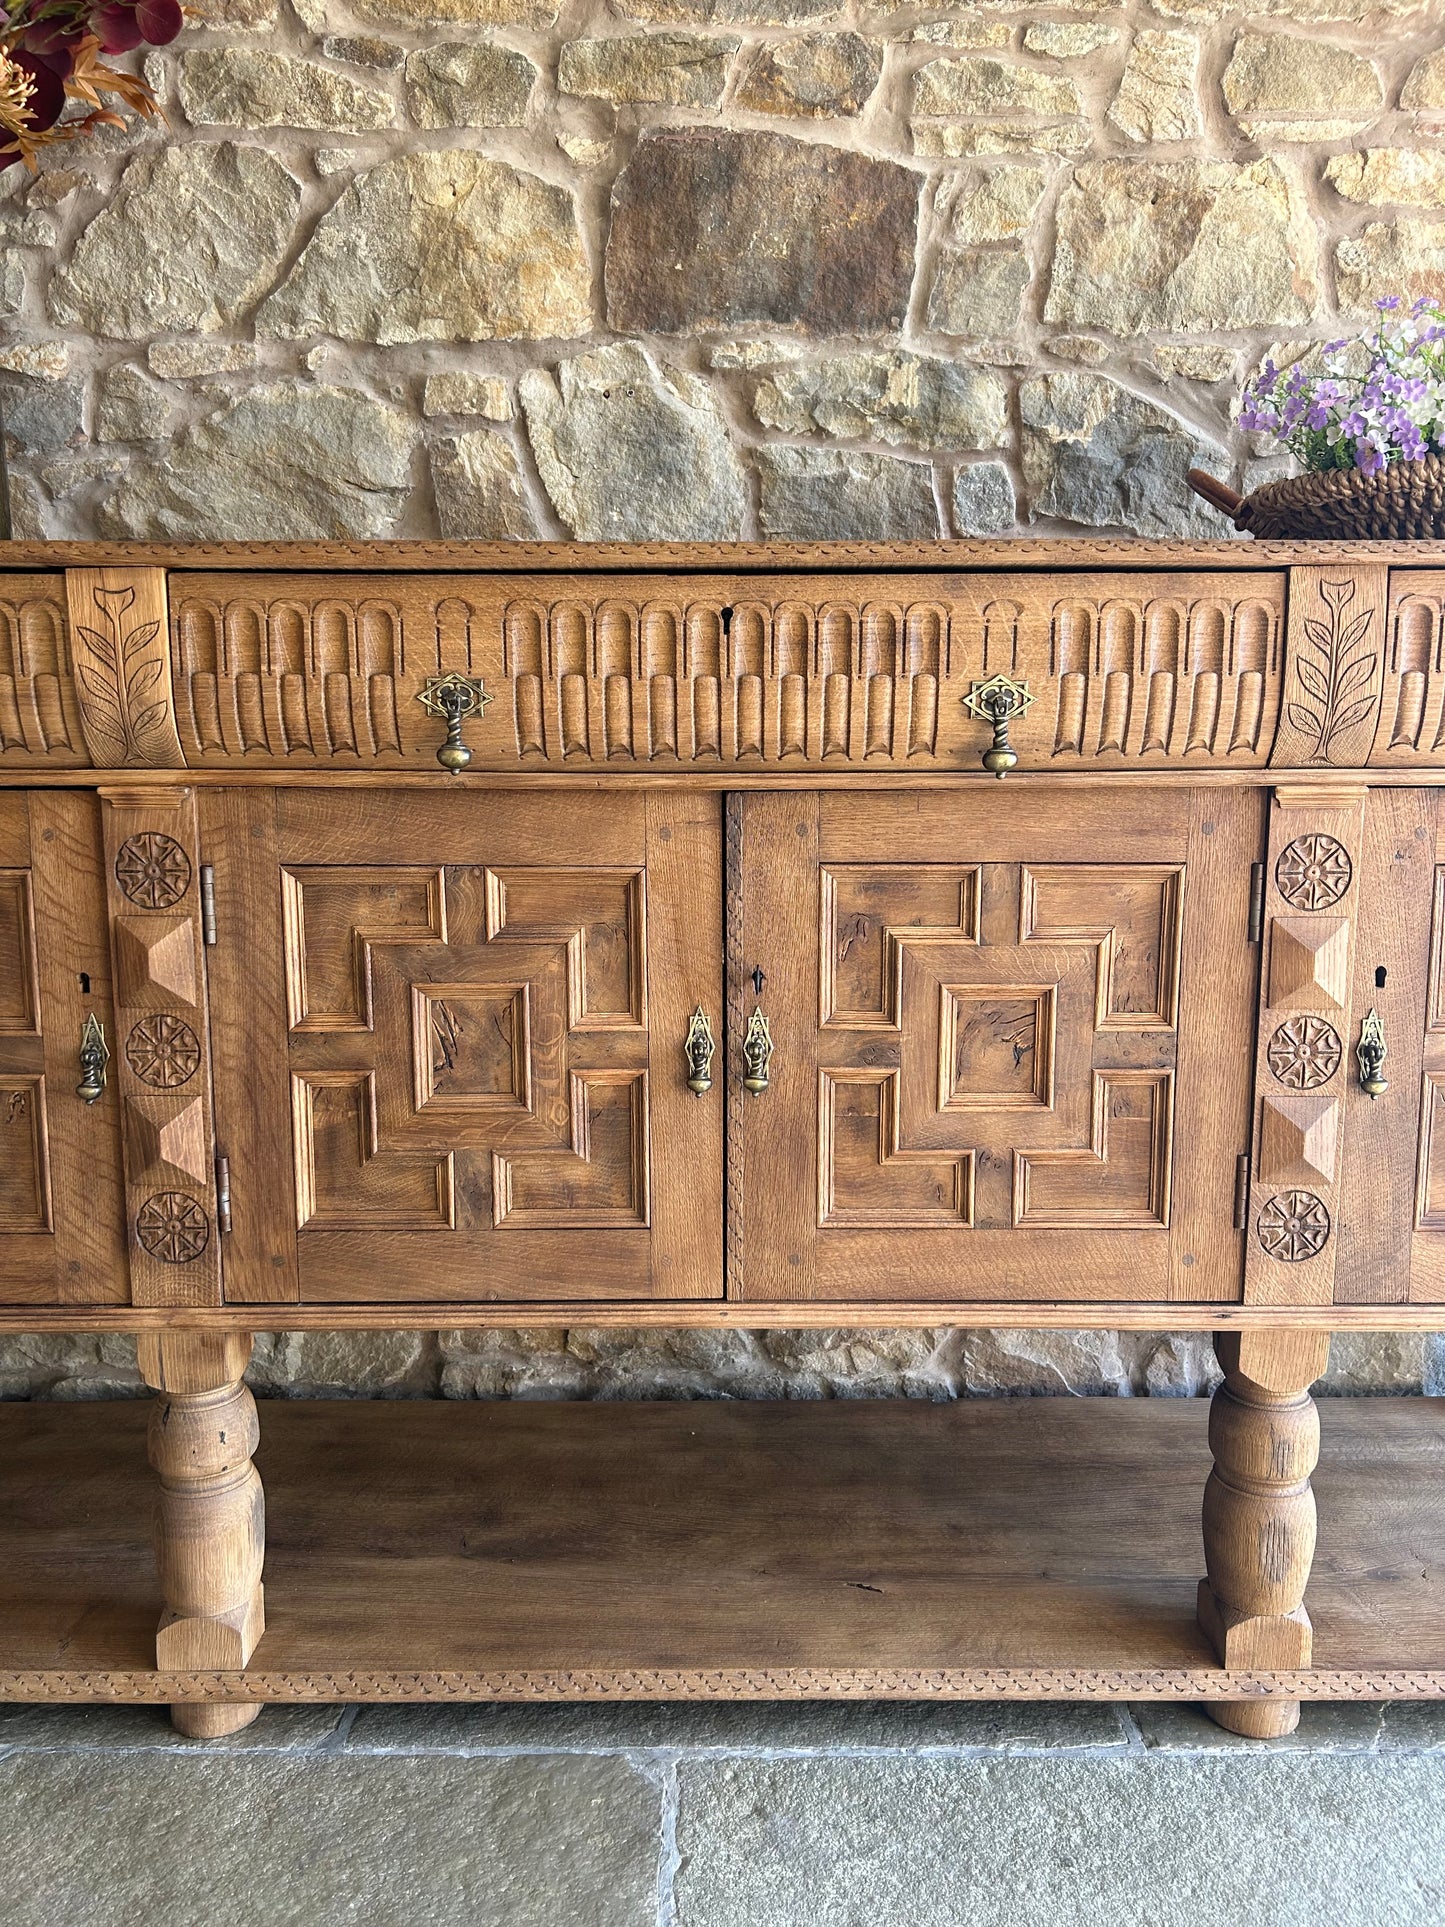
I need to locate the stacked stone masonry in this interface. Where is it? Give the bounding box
[4,0,1444,1396]
[1,0,1442,546]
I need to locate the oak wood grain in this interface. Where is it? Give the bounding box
[0,1397,1443,1695]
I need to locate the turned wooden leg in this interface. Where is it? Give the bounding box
[1197,1329,1330,1738]
[136,1332,265,1738]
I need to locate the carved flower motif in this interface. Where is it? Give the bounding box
[125,1013,201,1088]
[1257,1190,1331,1263]
[114,831,190,909]
[1266,1016,1343,1090]
[135,1190,209,1264]
[1275,834,1352,911]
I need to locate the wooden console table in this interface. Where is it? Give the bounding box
[4,536,1445,1740]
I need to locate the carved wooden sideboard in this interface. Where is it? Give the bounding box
[6,538,1445,1741]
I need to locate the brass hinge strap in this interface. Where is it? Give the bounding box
[1233,1153,1251,1232]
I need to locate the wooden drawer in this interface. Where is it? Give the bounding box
[167,570,1287,775]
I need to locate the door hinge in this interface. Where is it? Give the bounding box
[1233,1153,1251,1231]
[216,1152,232,1236]
[200,863,217,946]
[1247,862,1265,944]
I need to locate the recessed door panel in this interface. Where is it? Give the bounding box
[0,791,127,1304]
[732,788,1262,1304]
[203,789,722,1304]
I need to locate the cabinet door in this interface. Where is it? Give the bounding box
[0,791,127,1303]
[732,788,1262,1305]
[202,789,722,1305]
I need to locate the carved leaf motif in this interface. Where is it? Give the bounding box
[1287,578,1379,763]
[74,591,168,762]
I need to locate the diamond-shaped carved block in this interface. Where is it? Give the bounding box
[940,984,1055,1112]
[1257,1092,1338,1189]
[1267,916,1350,1011]
[112,917,197,1008]
[412,983,532,1115]
[125,1093,210,1185]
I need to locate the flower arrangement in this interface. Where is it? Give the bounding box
[1239,297,1445,479]
[0,0,181,171]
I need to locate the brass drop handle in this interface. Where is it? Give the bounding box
[76,1012,109,1104]
[416,673,493,775]
[962,674,1035,778]
[684,1005,716,1095]
[1358,1007,1388,1098]
[742,1006,774,1095]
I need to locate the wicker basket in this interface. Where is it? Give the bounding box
[1187,459,1445,540]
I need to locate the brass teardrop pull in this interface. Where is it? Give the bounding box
[76,1012,109,1104]
[1357,1008,1388,1098]
[961,674,1035,778]
[684,1005,716,1096]
[742,1007,774,1095]
[416,673,493,774]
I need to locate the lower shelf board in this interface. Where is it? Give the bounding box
[3,1396,1445,1706]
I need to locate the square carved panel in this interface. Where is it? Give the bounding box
[284,863,649,1236]
[819,863,1180,1232]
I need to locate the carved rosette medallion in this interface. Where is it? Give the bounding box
[1275,835,1352,911]
[125,1013,202,1089]
[1257,1189,1331,1262]
[1266,1016,1343,1090]
[115,832,191,910]
[135,1191,210,1264]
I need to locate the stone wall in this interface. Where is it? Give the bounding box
[0,0,1441,543]
[0,1328,1437,1400]
[3,0,1443,1397]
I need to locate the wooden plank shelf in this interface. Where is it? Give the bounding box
[3,1397,1444,1710]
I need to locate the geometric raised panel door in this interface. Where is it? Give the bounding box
[736,787,1261,1306]
[0,792,128,1305]
[202,788,722,1305]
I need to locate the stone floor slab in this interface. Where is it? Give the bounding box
[1130,1700,1388,1751]
[347,1698,1127,1755]
[0,1751,660,1927]
[0,1702,346,1752]
[673,1752,1445,1927]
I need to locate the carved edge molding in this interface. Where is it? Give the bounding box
[1,1667,1443,1703]
[65,568,184,771]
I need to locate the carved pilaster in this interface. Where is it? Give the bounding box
[100,786,220,1307]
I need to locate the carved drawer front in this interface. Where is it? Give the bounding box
[0,576,86,767]
[1369,571,1445,769]
[0,791,127,1304]
[168,571,1285,773]
[199,789,721,1304]
[731,788,1262,1304]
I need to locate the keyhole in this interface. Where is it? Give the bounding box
[1376,965,1388,988]
[78,972,91,995]
[751,966,766,996]
[720,606,734,639]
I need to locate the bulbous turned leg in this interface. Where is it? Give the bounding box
[1198,1329,1330,1738]
[136,1332,265,1738]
